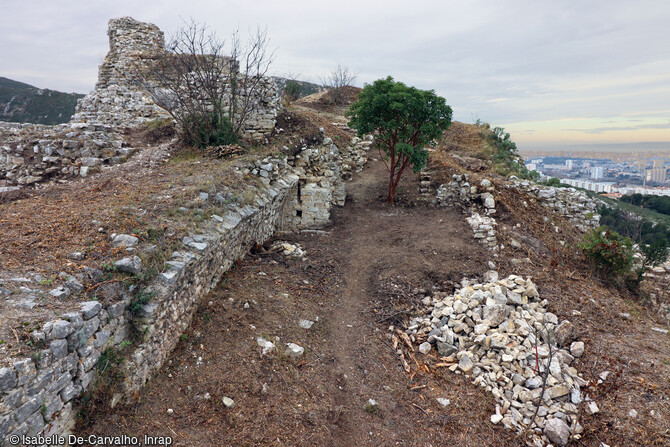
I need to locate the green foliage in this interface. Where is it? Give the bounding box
[283,80,302,102]
[598,205,670,247]
[183,112,238,149]
[640,239,669,269]
[39,277,54,286]
[620,194,670,216]
[146,227,164,241]
[579,227,635,276]
[127,288,157,316]
[347,76,452,204]
[541,177,567,187]
[476,121,539,181]
[0,76,84,124]
[100,262,117,273]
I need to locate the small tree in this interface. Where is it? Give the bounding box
[347,76,452,204]
[322,64,357,105]
[144,20,273,147]
[283,80,302,103]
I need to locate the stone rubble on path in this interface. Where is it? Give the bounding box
[403,274,590,446]
[271,241,305,258]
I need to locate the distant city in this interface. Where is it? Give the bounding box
[525,154,670,197]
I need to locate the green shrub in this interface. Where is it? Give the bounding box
[579,227,634,276]
[476,121,540,181]
[640,239,669,269]
[284,80,302,103]
[541,177,565,187]
[184,112,238,148]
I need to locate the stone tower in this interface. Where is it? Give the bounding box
[72,17,169,127]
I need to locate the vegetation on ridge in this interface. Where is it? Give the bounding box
[0,76,84,124]
[347,76,452,204]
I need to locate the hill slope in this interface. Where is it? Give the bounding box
[0,76,84,124]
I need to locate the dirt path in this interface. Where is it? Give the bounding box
[79,160,519,446]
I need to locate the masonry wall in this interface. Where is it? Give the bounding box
[0,134,370,446]
[72,17,279,140]
[437,174,601,232]
[1,16,280,189]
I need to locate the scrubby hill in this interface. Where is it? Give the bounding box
[272,76,322,99]
[0,76,84,124]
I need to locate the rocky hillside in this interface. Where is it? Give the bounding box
[0,77,84,124]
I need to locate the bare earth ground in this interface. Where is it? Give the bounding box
[80,160,525,446]
[80,154,670,446]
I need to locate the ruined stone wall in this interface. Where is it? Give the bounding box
[437,175,600,242]
[1,16,279,189]
[509,180,600,232]
[0,121,128,187]
[437,174,499,251]
[71,17,178,128]
[0,132,370,445]
[73,17,279,138]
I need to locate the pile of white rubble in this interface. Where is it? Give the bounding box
[403,273,591,446]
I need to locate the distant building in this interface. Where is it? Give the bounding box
[652,159,665,169]
[590,167,604,179]
[561,179,614,193]
[565,160,574,170]
[526,163,537,171]
[646,168,667,184]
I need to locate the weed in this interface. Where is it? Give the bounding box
[146,228,164,241]
[39,277,54,286]
[101,262,117,273]
[127,288,157,316]
[30,351,42,364]
[77,342,133,429]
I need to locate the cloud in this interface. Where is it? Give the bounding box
[563,121,670,134]
[1,0,669,147]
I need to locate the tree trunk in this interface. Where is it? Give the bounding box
[388,156,410,205]
[388,164,395,205]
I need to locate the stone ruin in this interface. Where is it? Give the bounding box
[72,17,170,127]
[436,173,601,253]
[0,17,279,190]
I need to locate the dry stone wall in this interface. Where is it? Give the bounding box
[509,180,600,232]
[437,174,499,251]
[437,174,601,252]
[0,121,128,188]
[0,132,369,445]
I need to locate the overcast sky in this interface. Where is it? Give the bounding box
[2,0,669,151]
